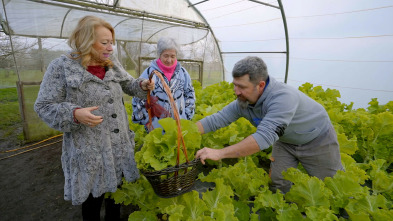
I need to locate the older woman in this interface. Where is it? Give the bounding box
[34,15,154,220]
[132,37,196,131]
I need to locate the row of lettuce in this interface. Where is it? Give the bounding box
[112,81,393,220]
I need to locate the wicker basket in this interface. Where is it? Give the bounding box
[142,158,200,198]
[141,70,200,198]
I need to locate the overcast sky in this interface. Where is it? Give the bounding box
[191,0,393,109]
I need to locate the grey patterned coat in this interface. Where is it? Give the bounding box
[34,54,147,205]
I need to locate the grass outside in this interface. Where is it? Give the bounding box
[0,69,44,87]
[0,69,49,147]
[0,86,59,148]
[0,88,24,148]
[0,88,21,130]
[0,69,19,88]
[22,85,61,141]
[0,68,224,146]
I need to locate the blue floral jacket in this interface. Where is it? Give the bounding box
[132,59,196,130]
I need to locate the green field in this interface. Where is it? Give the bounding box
[0,87,24,147]
[0,69,44,87]
[0,68,223,144]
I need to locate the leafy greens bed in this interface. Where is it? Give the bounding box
[114,81,393,220]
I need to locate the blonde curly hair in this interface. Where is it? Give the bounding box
[68,15,114,68]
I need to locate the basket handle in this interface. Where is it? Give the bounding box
[147,70,189,166]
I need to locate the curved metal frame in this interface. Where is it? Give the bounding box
[277,0,290,83]
[3,0,289,84]
[187,0,225,82]
[189,0,290,83]
[60,8,72,38]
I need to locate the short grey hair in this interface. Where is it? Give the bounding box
[157,37,180,58]
[232,56,269,85]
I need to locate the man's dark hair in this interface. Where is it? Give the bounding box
[232,56,268,85]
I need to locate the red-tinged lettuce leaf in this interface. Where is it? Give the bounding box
[283,168,332,211]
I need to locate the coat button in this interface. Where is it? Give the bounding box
[113,129,119,133]
[105,85,110,90]
[108,98,114,104]
[111,114,117,118]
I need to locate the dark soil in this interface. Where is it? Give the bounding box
[0,136,82,220]
[0,136,135,221]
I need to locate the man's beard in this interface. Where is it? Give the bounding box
[237,98,249,109]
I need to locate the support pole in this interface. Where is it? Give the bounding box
[277,0,290,83]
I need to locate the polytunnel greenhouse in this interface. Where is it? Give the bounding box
[0,0,296,141]
[1,0,393,220]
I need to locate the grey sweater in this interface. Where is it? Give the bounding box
[200,76,331,150]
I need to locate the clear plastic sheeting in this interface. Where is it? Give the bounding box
[114,18,209,45]
[1,0,210,44]
[189,0,287,82]
[0,0,223,83]
[119,0,205,24]
[1,0,69,37]
[0,0,226,141]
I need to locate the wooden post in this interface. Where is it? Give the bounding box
[16,81,29,140]
[16,81,42,141]
[38,37,45,73]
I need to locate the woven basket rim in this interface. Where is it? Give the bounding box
[141,158,200,176]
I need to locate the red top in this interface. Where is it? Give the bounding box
[87,66,106,80]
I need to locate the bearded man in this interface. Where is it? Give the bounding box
[195,56,344,193]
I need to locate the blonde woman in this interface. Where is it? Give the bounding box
[34,15,154,220]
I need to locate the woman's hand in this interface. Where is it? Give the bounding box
[74,106,103,127]
[141,79,155,91]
